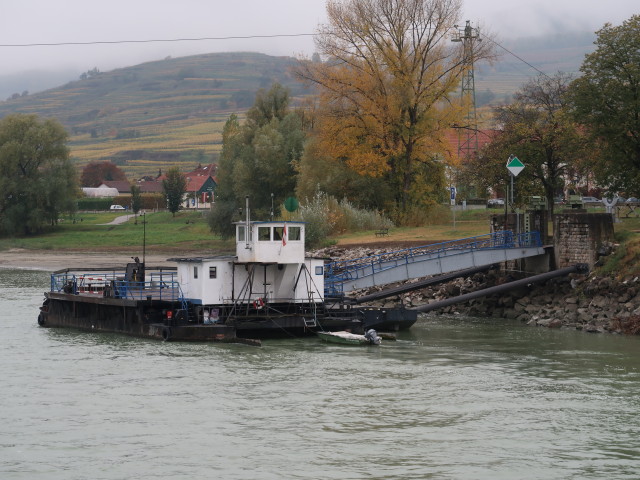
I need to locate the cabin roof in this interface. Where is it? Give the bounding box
[233,220,306,225]
[167,255,235,263]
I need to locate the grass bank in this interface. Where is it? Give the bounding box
[0,211,234,254]
[0,208,494,253]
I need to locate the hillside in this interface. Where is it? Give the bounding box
[474,31,595,102]
[0,52,308,178]
[0,32,595,179]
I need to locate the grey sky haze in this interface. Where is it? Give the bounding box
[0,0,637,77]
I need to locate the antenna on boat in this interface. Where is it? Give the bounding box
[245,196,250,250]
[142,212,146,265]
[270,193,274,220]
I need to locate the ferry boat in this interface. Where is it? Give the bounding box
[37,214,417,345]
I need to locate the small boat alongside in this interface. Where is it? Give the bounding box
[317,329,382,345]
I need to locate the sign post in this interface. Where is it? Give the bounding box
[450,186,457,229]
[506,155,525,235]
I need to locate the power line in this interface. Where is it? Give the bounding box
[482,36,550,78]
[2,29,549,79]
[0,33,316,48]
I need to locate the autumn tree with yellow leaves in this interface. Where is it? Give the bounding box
[294,0,494,220]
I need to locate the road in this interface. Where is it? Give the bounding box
[98,214,136,225]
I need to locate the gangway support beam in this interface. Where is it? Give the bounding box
[412,264,589,314]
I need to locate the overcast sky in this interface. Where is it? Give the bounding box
[0,0,637,76]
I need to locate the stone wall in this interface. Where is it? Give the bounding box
[553,213,614,269]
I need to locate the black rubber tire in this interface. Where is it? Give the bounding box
[162,326,172,341]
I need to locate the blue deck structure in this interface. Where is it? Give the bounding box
[325,230,544,296]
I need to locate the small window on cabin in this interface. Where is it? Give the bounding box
[289,227,301,241]
[258,226,271,241]
[209,267,217,279]
[193,266,198,279]
[273,227,284,241]
[237,225,245,242]
[315,266,324,275]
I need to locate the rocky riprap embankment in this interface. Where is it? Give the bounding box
[313,245,640,335]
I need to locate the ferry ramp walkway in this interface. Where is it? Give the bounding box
[324,230,545,296]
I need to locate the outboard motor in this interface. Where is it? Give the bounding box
[364,329,381,345]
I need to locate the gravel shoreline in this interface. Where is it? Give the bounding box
[0,249,175,271]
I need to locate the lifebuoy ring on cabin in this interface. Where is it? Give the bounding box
[253,297,265,310]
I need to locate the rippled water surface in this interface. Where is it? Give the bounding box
[1,268,639,479]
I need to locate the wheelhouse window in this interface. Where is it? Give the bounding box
[193,266,198,279]
[209,267,217,279]
[273,226,284,241]
[288,226,301,241]
[258,226,271,241]
[237,225,245,242]
[315,266,324,275]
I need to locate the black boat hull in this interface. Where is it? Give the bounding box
[40,292,416,344]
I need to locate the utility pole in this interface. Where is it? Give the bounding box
[451,21,481,161]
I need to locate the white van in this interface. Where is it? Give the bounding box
[110,205,126,210]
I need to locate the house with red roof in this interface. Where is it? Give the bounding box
[135,178,164,193]
[443,127,498,164]
[156,163,218,208]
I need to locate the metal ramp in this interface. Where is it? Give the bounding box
[325,230,545,296]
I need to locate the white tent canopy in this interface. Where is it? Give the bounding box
[82,185,119,198]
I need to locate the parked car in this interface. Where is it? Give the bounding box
[625,197,639,204]
[581,196,601,204]
[110,204,126,210]
[487,198,505,208]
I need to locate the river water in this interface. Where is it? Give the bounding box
[1,268,639,479]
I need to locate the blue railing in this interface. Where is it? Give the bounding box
[50,270,182,302]
[324,230,542,296]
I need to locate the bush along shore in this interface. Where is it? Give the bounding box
[315,246,640,336]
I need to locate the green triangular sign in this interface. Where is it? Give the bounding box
[507,157,524,168]
[507,156,525,176]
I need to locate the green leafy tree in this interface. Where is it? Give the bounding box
[162,167,186,217]
[207,114,243,239]
[130,185,142,214]
[0,114,78,235]
[568,15,640,193]
[465,73,587,213]
[208,84,305,237]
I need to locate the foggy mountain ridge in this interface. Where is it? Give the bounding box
[0,30,595,101]
[0,31,596,177]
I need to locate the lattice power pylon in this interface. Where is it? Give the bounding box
[451,21,481,160]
